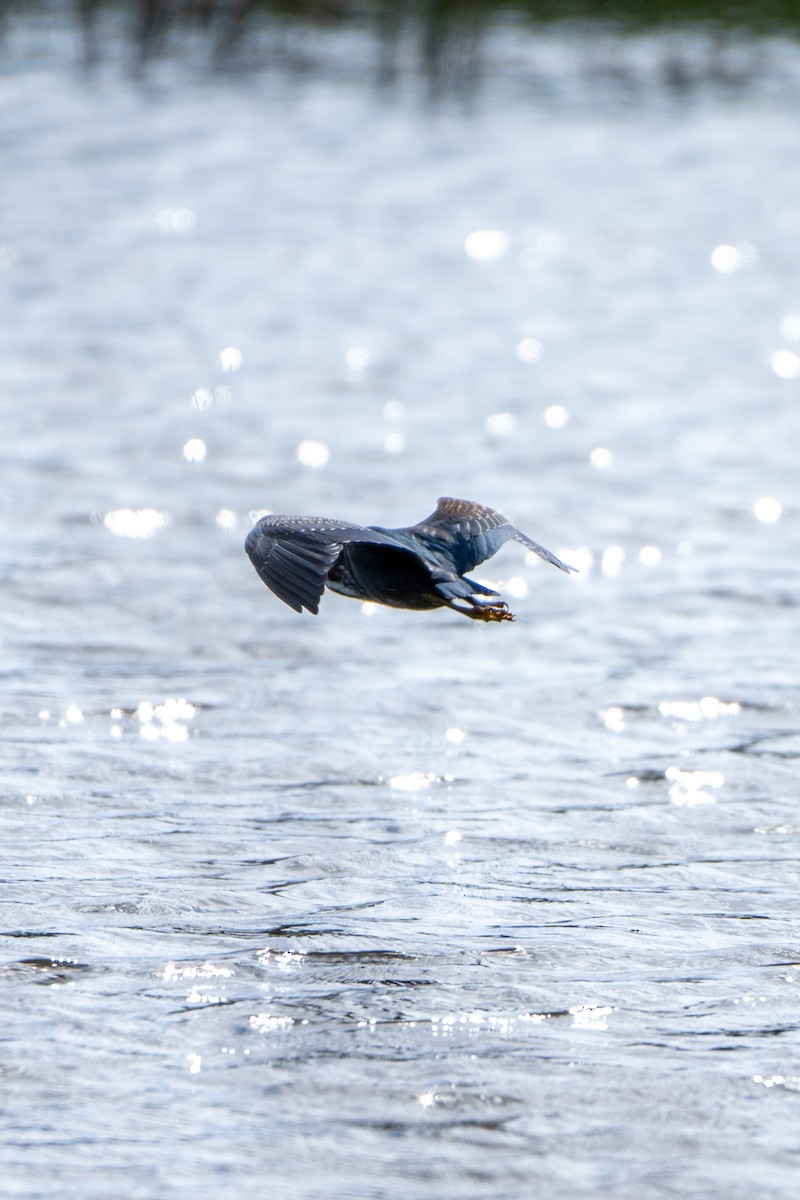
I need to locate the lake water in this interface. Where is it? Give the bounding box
[2,14,800,1199]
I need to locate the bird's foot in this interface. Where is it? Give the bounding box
[469,602,514,622]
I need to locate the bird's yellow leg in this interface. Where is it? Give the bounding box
[465,602,514,622]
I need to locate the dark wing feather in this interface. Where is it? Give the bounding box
[245,514,400,614]
[404,497,576,576]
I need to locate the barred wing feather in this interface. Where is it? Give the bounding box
[245,515,400,614]
[406,497,576,576]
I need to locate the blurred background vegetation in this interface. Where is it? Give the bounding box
[4,0,800,89]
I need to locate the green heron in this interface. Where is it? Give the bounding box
[245,496,575,622]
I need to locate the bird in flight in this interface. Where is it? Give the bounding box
[245,496,575,622]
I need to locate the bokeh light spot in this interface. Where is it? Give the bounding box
[590,447,613,469]
[543,405,569,428]
[516,337,543,364]
[345,346,370,372]
[711,242,758,273]
[297,440,330,469]
[771,350,800,379]
[388,772,438,792]
[156,208,197,235]
[601,545,625,576]
[215,508,237,530]
[104,508,171,538]
[192,388,213,410]
[602,706,625,733]
[504,576,528,599]
[754,497,782,523]
[465,230,509,261]
[659,697,740,721]
[667,766,724,806]
[219,347,242,372]
[485,412,516,435]
[183,438,207,463]
[711,244,740,273]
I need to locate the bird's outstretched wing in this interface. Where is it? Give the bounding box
[404,496,576,576]
[245,515,399,614]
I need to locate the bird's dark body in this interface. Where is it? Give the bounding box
[245,497,575,622]
[327,542,445,609]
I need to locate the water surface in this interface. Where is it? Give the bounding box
[1,22,800,1200]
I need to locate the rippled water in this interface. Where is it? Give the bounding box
[2,20,800,1200]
